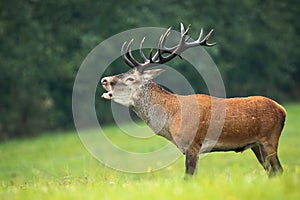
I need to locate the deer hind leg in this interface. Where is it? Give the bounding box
[262,142,283,177]
[252,142,283,178]
[251,144,270,172]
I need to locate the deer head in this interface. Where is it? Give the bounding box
[101,23,215,107]
[101,68,165,107]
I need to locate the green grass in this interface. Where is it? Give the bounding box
[1,104,300,200]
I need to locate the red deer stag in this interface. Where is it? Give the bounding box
[101,23,286,178]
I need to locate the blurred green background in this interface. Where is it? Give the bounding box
[0,0,299,140]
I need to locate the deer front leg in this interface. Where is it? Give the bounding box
[185,144,200,178]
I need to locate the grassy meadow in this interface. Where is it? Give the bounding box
[0,104,300,200]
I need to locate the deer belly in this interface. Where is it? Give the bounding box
[202,117,260,152]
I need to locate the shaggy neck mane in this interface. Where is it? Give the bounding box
[131,81,176,139]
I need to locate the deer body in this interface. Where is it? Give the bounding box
[101,23,286,177]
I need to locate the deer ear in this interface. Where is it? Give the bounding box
[142,69,166,81]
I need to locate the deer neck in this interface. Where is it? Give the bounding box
[131,81,175,139]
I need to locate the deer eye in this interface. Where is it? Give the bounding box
[125,77,135,82]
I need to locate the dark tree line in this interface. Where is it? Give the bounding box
[0,0,299,140]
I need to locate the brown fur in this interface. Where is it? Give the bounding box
[145,82,286,177]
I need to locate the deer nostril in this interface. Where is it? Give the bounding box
[101,78,108,86]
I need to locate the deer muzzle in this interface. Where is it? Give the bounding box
[101,77,113,100]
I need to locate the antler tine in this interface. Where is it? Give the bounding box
[139,37,149,63]
[196,28,204,43]
[157,34,165,61]
[185,24,191,35]
[180,23,185,35]
[151,27,172,61]
[149,48,155,63]
[180,23,191,36]
[177,23,189,50]
[121,41,126,55]
[183,28,216,48]
[125,39,142,66]
[199,29,216,46]
[177,23,191,51]
[146,34,164,63]
[121,41,135,68]
[161,27,172,48]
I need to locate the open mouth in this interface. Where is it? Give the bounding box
[101,91,112,100]
[101,78,113,100]
[101,83,113,100]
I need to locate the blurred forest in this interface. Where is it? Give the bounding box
[0,0,299,140]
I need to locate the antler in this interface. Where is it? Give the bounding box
[121,23,216,72]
